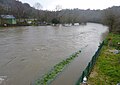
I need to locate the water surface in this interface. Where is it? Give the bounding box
[0,23,108,85]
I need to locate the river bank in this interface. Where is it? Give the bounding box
[88,33,120,85]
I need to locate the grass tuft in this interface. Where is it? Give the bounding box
[35,50,81,85]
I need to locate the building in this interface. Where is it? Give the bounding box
[0,15,16,26]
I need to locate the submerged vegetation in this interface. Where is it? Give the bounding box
[88,33,120,85]
[35,50,81,85]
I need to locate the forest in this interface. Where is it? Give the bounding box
[0,0,120,33]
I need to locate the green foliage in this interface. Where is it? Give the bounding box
[104,33,120,49]
[51,18,60,24]
[88,33,120,85]
[98,47,120,84]
[35,50,81,85]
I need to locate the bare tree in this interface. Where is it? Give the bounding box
[33,2,42,10]
[0,3,5,14]
[33,2,43,21]
[103,10,116,32]
[55,5,62,11]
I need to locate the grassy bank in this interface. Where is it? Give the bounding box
[88,33,120,85]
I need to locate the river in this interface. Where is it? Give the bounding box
[0,23,108,85]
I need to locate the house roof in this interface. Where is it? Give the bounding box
[0,15,15,19]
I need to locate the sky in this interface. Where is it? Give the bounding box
[19,0,120,10]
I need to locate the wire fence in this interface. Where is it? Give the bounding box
[76,41,104,85]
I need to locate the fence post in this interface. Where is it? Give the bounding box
[81,76,88,85]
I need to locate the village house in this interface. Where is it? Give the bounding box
[0,15,16,26]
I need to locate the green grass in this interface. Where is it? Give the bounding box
[88,33,120,85]
[104,33,120,49]
[35,50,81,85]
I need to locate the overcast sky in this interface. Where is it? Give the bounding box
[19,0,120,10]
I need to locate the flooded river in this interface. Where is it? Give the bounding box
[0,23,108,85]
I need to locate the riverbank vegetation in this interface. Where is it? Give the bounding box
[35,50,81,85]
[88,33,120,85]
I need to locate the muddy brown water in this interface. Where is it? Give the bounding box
[0,23,108,85]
